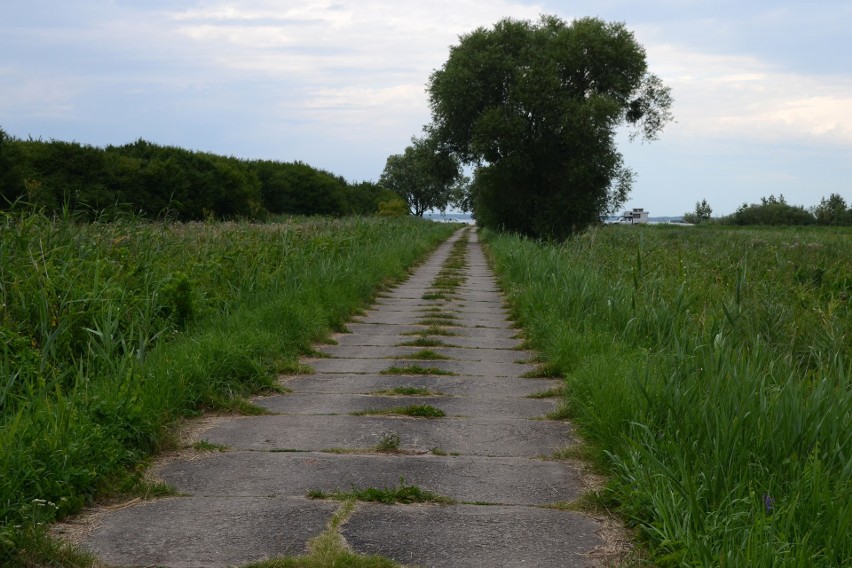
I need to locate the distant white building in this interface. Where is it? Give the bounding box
[619,208,650,224]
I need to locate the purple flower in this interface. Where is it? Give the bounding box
[762,493,775,514]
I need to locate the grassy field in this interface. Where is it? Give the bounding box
[0,212,456,564]
[484,225,851,567]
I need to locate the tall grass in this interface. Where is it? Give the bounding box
[0,211,455,562]
[484,225,851,567]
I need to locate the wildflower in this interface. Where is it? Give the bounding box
[762,493,775,514]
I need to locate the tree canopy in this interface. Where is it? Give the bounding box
[379,135,461,216]
[0,133,394,220]
[428,15,673,238]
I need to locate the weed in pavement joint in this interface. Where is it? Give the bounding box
[242,499,404,568]
[375,431,401,452]
[308,477,454,505]
[352,405,446,418]
[380,365,455,376]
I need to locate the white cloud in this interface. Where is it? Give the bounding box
[648,43,852,144]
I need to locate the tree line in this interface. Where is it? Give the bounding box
[0,128,401,220]
[684,194,852,226]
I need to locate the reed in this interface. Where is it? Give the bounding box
[485,224,851,567]
[0,211,455,563]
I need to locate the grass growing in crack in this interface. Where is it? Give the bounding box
[192,440,229,452]
[541,492,612,515]
[396,337,451,348]
[392,349,450,361]
[308,478,454,505]
[421,292,451,301]
[375,431,401,452]
[352,405,446,418]
[431,276,465,290]
[418,311,459,321]
[214,398,275,416]
[418,318,461,327]
[545,403,571,420]
[95,465,182,502]
[402,326,459,337]
[429,447,460,457]
[277,361,316,375]
[244,500,404,568]
[526,386,565,399]
[520,363,563,378]
[380,365,455,376]
[369,386,444,397]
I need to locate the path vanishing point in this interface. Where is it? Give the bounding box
[75,228,619,567]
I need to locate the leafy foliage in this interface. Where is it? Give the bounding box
[812,193,852,226]
[1,134,396,220]
[682,199,712,224]
[723,194,817,226]
[379,135,462,216]
[428,15,673,239]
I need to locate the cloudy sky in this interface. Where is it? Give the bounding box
[2,1,850,216]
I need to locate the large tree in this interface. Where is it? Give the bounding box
[428,15,673,238]
[379,135,461,216]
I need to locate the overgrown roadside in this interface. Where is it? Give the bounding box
[482,225,851,567]
[0,213,457,565]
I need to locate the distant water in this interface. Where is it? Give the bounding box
[424,212,475,224]
[426,214,685,226]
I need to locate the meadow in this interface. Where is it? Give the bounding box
[0,212,455,563]
[485,224,851,567]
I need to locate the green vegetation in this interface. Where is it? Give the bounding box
[693,194,852,226]
[380,365,455,376]
[0,213,454,563]
[379,135,464,216]
[428,16,672,238]
[352,405,446,418]
[244,500,404,568]
[369,387,444,397]
[520,363,562,378]
[391,349,450,361]
[375,431,402,452]
[420,292,452,301]
[525,386,565,399]
[395,337,450,348]
[0,134,397,220]
[308,478,454,505]
[723,194,819,226]
[485,225,851,567]
[682,199,713,224]
[192,440,229,452]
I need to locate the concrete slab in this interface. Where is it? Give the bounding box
[254,392,556,419]
[279,374,560,397]
[82,497,336,568]
[328,333,524,350]
[341,323,520,342]
[80,228,613,568]
[306,357,534,377]
[353,312,510,329]
[313,344,535,364]
[158,452,583,505]
[342,504,602,568]
[202,415,575,457]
